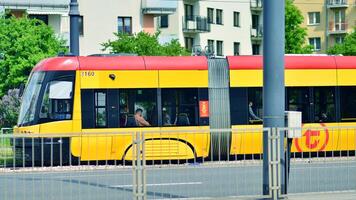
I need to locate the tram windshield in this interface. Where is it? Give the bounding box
[17,71,75,126]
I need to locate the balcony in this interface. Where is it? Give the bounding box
[182,16,210,33]
[327,0,349,8]
[250,0,263,12]
[142,0,177,15]
[251,25,263,41]
[0,0,68,13]
[328,22,348,34]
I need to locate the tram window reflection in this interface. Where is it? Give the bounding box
[119,89,157,127]
[314,87,336,123]
[161,89,199,126]
[248,88,263,124]
[340,87,356,122]
[287,87,310,123]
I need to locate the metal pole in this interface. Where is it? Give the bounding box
[69,0,80,56]
[262,0,286,197]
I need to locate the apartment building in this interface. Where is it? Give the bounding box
[0,0,178,55]
[77,0,177,55]
[0,0,70,46]
[158,0,263,56]
[1,0,265,56]
[295,0,356,53]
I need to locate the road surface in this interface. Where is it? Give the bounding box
[0,160,355,200]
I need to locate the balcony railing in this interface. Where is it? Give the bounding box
[142,0,177,15]
[250,0,263,11]
[251,25,263,41]
[182,16,211,33]
[327,0,349,8]
[328,22,348,34]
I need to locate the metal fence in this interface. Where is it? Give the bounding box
[1,126,356,200]
[278,126,356,194]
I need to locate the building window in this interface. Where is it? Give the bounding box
[207,39,214,53]
[216,9,223,25]
[334,10,346,30]
[118,16,132,34]
[94,91,107,128]
[160,15,169,28]
[308,12,320,25]
[184,37,194,51]
[335,36,344,44]
[252,44,260,55]
[207,8,214,24]
[233,42,240,55]
[216,40,223,56]
[309,37,321,51]
[233,12,240,27]
[252,14,259,29]
[28,14,48,25]
[185,4,194,20]
[78,16,84,36]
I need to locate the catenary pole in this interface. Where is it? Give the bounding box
[69,0,80,56]
[262,0,286,197]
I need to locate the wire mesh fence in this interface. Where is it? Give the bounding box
[0,126,356,199]
[139,128,271,199]
[278,126,356,194]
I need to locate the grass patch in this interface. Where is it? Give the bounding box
[0,138,14,166]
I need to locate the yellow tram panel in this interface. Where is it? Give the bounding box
[80,70,159,89]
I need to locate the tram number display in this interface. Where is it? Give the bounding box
[81,71,95,77]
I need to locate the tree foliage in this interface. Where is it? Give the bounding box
[327,27,356,56]
[0,14,67,96]
[285,0,313,54]
[102,31,190,56]
[0,89,20,128]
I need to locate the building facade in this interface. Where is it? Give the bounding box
[295,0,356,53]
[157,0,263,56]
[77,0,177,55]
[1,0,266,56]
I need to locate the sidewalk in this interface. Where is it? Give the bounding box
[287,191,356,200]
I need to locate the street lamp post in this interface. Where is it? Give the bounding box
[69,0,80,56]
[262,0,286,198]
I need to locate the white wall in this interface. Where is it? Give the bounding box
[78,0,142,55]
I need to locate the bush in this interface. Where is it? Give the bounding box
[0,89,20,128]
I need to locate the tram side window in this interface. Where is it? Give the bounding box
[95,91,107,127]
[248,88,263,124]
[119,89,157,127]
[39,77,74,122]
[340,87,356,122]
[314,87,336,123]
[287,87,310,123]
[162,89,199,126]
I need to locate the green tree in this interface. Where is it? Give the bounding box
[102,31,190,56]
[285,0,313,54]
[327,27,356,56]
[0,14,67,96]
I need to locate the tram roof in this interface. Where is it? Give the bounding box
[33,55,356,71]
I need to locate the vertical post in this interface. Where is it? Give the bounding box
[262,0,286,197]
[69,0,80,56]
